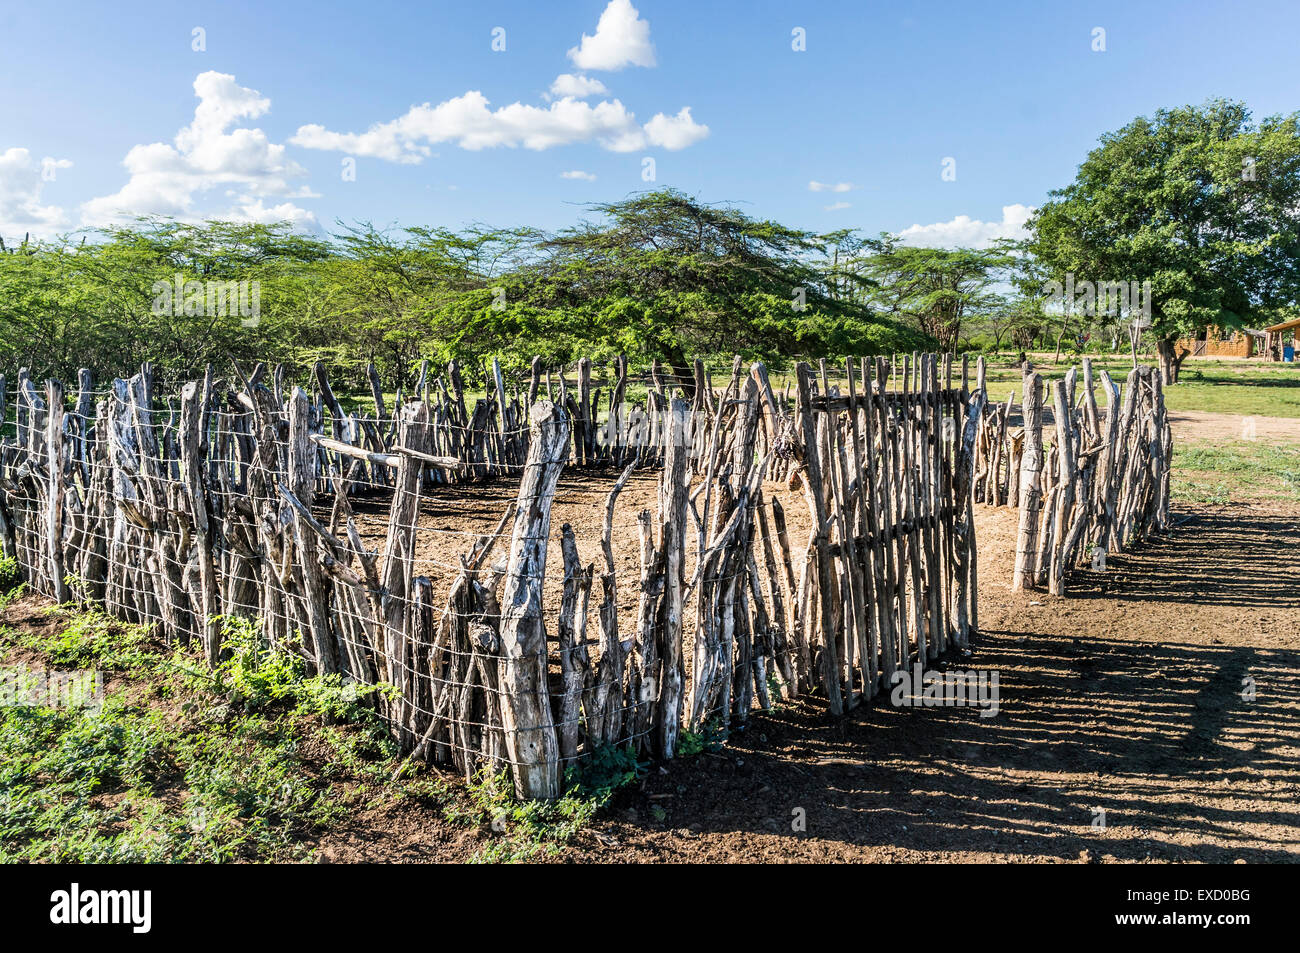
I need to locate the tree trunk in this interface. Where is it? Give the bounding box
[1053,316,1069,364]
[1155,337,1184,385]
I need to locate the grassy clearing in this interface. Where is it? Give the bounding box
[975,357,1300,418]
[1171,440,1300,504]
[0,581,644,863]
[765,355,1300,419]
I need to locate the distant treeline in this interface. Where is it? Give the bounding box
[0,191,950,392]
[8,98,1296,392]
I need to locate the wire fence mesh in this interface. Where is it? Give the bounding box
[0,354,985,798]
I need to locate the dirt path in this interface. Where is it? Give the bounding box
[9,468,1298,862]
[313,495,1300,863]
[1017,407,1299,444]
[1168,410,1300,443]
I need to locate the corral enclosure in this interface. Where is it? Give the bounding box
[0,352,1169,799]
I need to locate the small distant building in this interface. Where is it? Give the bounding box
[1263,317,1300,362]
[1173,325,1257,359]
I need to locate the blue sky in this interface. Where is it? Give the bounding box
[2,0,1297,246]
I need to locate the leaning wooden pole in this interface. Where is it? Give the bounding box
[498,400,570,799]
[657,398,690,757]
[1012,371,1044,590]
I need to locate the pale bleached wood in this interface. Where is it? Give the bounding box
[656,398,689,756]
[1013,372,1045,590]
[497,399,569,798]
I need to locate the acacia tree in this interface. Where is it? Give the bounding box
[859,238,1011,353]
[0,221,332,384]
[324,223,535,389]
[1028,100,1300,383]
[507,190,916,369]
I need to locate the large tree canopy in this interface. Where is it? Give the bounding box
[1028,99,1300,381]
[0,192,922,389]
[498,191,916,370]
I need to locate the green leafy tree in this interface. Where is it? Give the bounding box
[859,238,1012,353]
[501,191,918,372]
[1028,100,1300,382]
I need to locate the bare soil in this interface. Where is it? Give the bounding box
[10,408,1300,863]
[1168,410,1300,443]
[316,467,1300,863]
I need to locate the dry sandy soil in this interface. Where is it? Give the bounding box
[1168,411,1300,443]
[8,410,1297,863]
[313,423,1300,864]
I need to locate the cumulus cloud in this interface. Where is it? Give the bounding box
[568,0,656,71]
[561,170,597,181]
[895,203,1034,248]
[809,180,854,193]
[824,201,851,211]
[82,71,315,227]
[292,91,708,159]
[292,3,702,164]
[547,74,609,100]
[232,198,319,228]
[643,107,709,150]
[0,148,72,239]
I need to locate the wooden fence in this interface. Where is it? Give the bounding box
[967,358,1173,594]
[0,353,983,798]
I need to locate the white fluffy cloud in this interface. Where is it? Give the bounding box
[809,180,854,193]
[548,74,609,100]
[292,3,703,164]
[568,0,656,71]
[895,203,1034,248]
[82,71,315,227]
[643,107,709,149]
[0,148,72,239]
[292,91,707,159]
[561,170,597,181]
[824,201,851,211]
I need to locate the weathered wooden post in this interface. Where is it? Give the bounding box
[1048,379,1078,596]
[657,398,689,756]
[0,376,14,561]
[498,400,569,798]
[289,387,339,674]
[45,379,68,603]
[952,387,984,642]
[180,381,221,664]
[556,524,591,760]
[1012,372,1044,590]
[795,363,843,715]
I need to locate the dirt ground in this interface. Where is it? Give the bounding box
[312,430,1300,864]
[1168,410,1300,443]
[10,411,1299,863]
[312,499,1300,863]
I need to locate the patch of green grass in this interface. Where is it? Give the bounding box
[1172,440,1300,503]
[0,609,401,863]
[21,608,156,671]
[0,684,326,862]
[207,616,393,722]
[0,585,24,617]
[978,357,1300,418]
[564,743,645,804]
[452,771,598,864]
[446,745,646,863]
[0,555,20,594]
[676,719,728,757]
[0,603,652,863]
